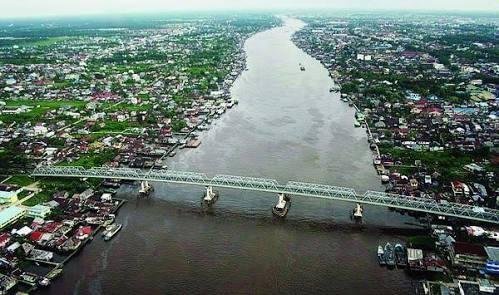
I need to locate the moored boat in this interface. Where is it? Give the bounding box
[272,193,291,218]
[104,224,122,241]
[377,245,386,265]
[384,242,396,267]
[394,243,407,267]
[38,277,50,287]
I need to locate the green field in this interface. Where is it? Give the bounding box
[6,175,35,187]
[0,99,87,123]
[58,149,117,168]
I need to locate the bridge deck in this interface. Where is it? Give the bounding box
[31,166,499,224]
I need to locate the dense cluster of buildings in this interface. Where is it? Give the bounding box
[293,13,498,293]
[0,15,279,293]
[0,183,123,293]
[0,16,277,174]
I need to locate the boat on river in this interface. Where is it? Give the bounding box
[272,193,291,218]
[394,244,407,267]
[104,224,122,241]
[202,186,219,206]
[377,245,386,265]
[299,63,305,71]
[384,243,396,267]
[329,85,340,92]
[38,277,50,287]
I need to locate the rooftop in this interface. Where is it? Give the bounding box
[0,206,25,227]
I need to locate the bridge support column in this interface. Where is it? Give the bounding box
[138,181,154,197]
[202,186,219,206]
[351,203,363,222]
[272,193,291,218]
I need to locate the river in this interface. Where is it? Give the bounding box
[41,17,419,294]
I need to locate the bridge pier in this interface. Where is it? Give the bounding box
[352,203,363,222]
[138,181,153,197]
[202,186,219,206]
[272,193,291,218]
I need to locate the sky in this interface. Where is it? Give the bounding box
[2,0,499,18]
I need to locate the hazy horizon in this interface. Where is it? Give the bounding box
[2,0,499,19]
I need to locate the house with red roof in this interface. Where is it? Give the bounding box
[0,233,11,248]
[76,226,93,240]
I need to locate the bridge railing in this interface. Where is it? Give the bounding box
[147,170,210,184]
[31,166,499,224]
[211,175,280,191]
[363,191,499,223]
[284,181,358,200]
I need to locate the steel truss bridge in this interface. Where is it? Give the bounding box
[32,166,499,224]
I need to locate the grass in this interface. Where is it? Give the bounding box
[33,37,71,47]
[17,190,31,198]
[23,177,101,206]
[0,99,87,123]
[23,190,52,206]
[4,99,87,109]
[379,146,473,181]
[103,102,152,112]
[7,175,35,187]
[91,120,139,133]
[58,149,117,168]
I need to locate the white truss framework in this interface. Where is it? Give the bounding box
[32,166,499,224]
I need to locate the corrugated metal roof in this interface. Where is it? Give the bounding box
[407,248,423,261]
[0,206,25,226]
[485,246,499,261]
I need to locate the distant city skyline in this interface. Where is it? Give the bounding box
[2,0,499,19]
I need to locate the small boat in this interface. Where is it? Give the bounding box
[272,193,291,218]
[202,186,219,206]
[377,245,386,265]
[104,224,122,241]
[139,181,153,197]
[384,243,396,267]
[354,120,361,128]
[329,85,340,92]
[38,277,50,287]
[352,203,363,220]
[373,157,382,166]
[102,224,115,237]
[394,244,407,267]
[103,188,117,194]
[341,97,349,102]
[299,63,305,71]
[46,268,63,280]
[102,181,121,188]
